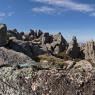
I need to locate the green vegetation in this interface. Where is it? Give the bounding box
[33,54,65,69]
[55,51,71,60]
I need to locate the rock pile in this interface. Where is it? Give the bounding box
[0,23,95,95]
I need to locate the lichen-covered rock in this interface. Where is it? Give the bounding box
[0,47,35,67]
[0,60,95,95]
[0,67,35,95]
[0,24,7,46]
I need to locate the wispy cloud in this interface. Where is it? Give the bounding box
[32,6,56,14]
[31,0,95,15]
[0,11,15,20]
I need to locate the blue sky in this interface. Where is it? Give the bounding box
[0,0,95,42]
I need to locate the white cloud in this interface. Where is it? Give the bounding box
[0,11,15,20]
[32,6,57,14]
[32,0,95,15]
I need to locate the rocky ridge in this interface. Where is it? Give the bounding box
[0,24,95,95]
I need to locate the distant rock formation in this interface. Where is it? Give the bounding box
[44,32,68,55]
[0,24,7,46]
[83,40,95,62]
[66,36,81,59]
[51,32,68,54]
[7,29,22,40]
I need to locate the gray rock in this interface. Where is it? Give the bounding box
[0,67,36,95]
[83,40,95,62]
[51,32,67,54]
[0,24,7,46]
[41,32,53,45]
[31,44,47,56]
[0,47,36,67]
[0,58,95,95]
[53,45,60,54]
[8,39,47,57]
[36,29,43,38]
[8,39,33,58]
[66,36,81,59]
[7,29,22,40]
[74,60,93,72]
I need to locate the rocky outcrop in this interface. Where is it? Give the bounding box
[52,32,67,54]
[20,29,43,41]
[7,29,22,40]
[41,32,53,45]
[66,36,82,59]
[0,47,38,69]
[44,32,68,55]
[0,60,95,95]
[8,38,47,58]
[1,24,95,95]
[0,24,7,46]
[83,40,95,62]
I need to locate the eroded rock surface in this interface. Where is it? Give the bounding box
[0,47,36,67]
[0,60,95,95]
[83,40,95,62]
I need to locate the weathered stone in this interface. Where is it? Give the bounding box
[50,32,67,54]
[0,47,36,67]
[41,32,53,45]
[53,32,67,46]
[66,36,81,59]
[8,39,47,58]
[7,29,22,40]
[0,24,7,46]
[83,40,95,62]
[75,60,93,72]
[31,44,47,56]
[8,39,33,58]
